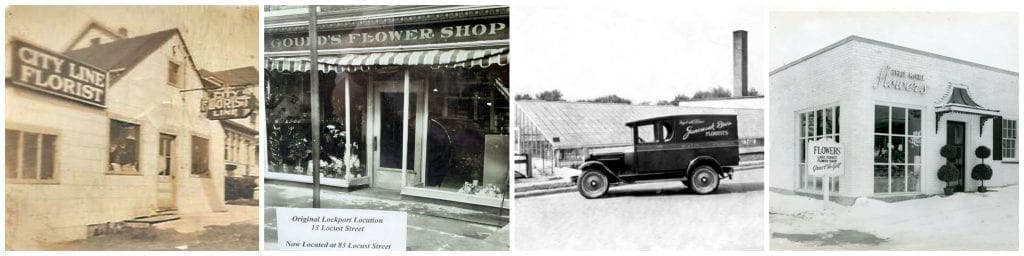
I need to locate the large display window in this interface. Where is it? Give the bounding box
[797,105,840,193]
[873,105,923,194]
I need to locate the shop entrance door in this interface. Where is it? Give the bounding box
[947,121,966,192]
[157,134,176,210]
[370,79,426,190]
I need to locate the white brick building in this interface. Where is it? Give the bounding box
[6,27,227,248]
[770,36,1018,199]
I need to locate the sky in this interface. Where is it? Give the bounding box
[513,5,764,104]
[6,6,259,72]
[771,12,1018,72]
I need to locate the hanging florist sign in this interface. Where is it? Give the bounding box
[8,39,108,107]
[201,87,256,120]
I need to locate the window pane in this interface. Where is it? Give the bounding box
[40,134,56,179]
[874,165,890,193]
[6,130,19,179]
[825,108,833,135]
[908,109,921,136]
[800,139,806,163]
[891,165,906,192]
[816,109,824,136]
[835,106,840,134]
[908,136,922,164]
[815,176,822,190]
[109,120,140,173]
[832,177,840,192]
[874,135,889,163]
[907,165,920,192]
[22,133,39,179]
[636,124,655,143]
[891,136,906,163]
[660,122,673,142]
[892,107,906,135]
[805,111,814,137]
[800,113,806,137]
[875,105,889,134]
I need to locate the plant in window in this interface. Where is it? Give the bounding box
[937,144,960,195]
[971,146,993,192]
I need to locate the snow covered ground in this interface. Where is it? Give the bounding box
[770,185,1019,250]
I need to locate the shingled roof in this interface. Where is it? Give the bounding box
[212,66,259,86]
[62,29,182,83]
[517,100,752,149]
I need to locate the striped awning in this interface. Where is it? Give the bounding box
[265,47,508,72]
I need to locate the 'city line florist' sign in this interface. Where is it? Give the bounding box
[875,65,928,94]
[806,138,844,177]
[276,208,406,251]
[200,87,256,120]
[9,39,108,108]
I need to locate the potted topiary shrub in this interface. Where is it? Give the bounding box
[938,144,961,195]
[971,146,993,192]
[937,163,960,195]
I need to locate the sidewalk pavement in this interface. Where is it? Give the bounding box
[154,204,259,233]
[263,181,509,251]
[514,160,764,198]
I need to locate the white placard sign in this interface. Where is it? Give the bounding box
[807,138,844,177]
[276,207,407,251]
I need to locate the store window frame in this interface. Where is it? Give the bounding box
[1002,119,1017,161]
[6,124,60,184]
[107,119,142,175]
[873,103,924,194]
[795,104,841,194]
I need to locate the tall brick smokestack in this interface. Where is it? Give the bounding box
[733,30,748,97]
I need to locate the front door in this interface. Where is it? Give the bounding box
[946,121,966,192]
[371,80,426,190]
[157,134,176,210]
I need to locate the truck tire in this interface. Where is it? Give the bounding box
[689,165,720,195]
[578,170,609,199]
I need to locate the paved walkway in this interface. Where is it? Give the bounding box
[263,181,509,251]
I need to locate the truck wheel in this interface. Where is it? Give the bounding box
[578,170,609,199]
[689,166,720,195]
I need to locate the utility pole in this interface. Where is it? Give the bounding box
[308,5,322,208]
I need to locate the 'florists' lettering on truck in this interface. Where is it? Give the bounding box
[680,119,734,141]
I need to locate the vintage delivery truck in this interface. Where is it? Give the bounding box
[575,114,740,198]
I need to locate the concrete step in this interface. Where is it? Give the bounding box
[124,212,181,227]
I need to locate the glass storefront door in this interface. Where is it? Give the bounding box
[371,78,426,190]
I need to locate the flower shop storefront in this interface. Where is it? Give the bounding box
[769,36,1018,199]
[264,6,510,208]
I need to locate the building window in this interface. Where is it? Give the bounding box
[797,105,840,193]
[109,120,140,174]
[1003,119,1017,160]
[873,105,923,194]
[191,136,210,177]
[168,61,181,86]
[6,129,57,181]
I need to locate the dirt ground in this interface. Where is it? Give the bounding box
[44,222,259,251]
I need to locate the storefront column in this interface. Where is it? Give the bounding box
[401,69,410,187]
[344,73,352,178]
